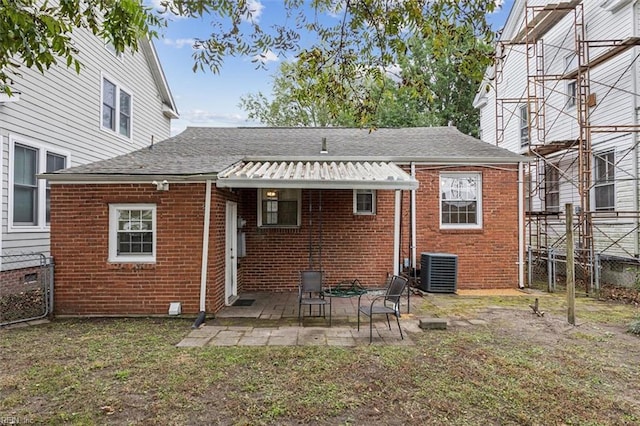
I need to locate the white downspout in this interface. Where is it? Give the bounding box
[393,190,402,275]
[518,162,525,288]
[199,180,213,312]
[411,163,417,273]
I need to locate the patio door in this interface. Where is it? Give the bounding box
[225,201,238,306]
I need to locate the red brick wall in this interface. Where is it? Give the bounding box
[410,166,519,289]
[51,183,236,316]
[237,189,396,292]
[51,164,519,316]
[0,266,44,295]
[236,165,519,292]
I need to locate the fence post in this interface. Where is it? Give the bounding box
[594,252,600,293]
[547,248,555,293]
[48,257,55,316]
[566,203,576,325]
[527,246,533,287]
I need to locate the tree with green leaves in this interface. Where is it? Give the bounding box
[239,61,360,127]
[0,0,498,125]
[241,25,491,136]
[379,26,493,136]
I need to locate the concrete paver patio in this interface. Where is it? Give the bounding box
[177,322,423,347]
[176,290,521,347]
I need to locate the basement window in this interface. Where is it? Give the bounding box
[24,273,38,284]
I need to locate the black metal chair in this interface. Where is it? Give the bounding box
[357,275,408,343]
[298,270,331,326]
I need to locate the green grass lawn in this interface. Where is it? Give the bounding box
[1,293,639,425]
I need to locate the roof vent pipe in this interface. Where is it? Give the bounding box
[321,137,328,154]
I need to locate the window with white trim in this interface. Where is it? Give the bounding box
[353,189,376,214]
[109,204,156,263]
[519,105,529,147]
[9,137,69,231]
[257,189,301,227]
[545,163,560,212]
[524,173,532,213]
[566,81,576,108]
[594,150,615,211]
[101,74,132,138]
[565,54,577,108]
[440,173,482,229]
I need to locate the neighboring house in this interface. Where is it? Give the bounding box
[0,32,178,264]
[474,0,640,288]
[45,126,526,316]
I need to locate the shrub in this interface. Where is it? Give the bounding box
[629,318,640,336]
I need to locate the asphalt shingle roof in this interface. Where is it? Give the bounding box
[52,127,524,178]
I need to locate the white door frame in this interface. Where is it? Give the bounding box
[225,201,238,306]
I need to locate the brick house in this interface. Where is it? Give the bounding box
[45,127,526,316]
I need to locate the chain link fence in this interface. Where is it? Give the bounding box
[527,246,640,295]
[1,253,54,326]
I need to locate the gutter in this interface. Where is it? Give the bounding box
[193,179,212,328]
[40,173,218,183]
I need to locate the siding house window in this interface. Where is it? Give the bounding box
[258,189,301,227]
[101,74,132,138]
[46,153,67,223]
[13,144,38,225]
[354,189,376,214]
[524,173,532,213]
[9,138,69,231]
[594,151,615,211]
[565,54,577,108]
[109,204,156,263]
[440,173,482,229]
[567,81,576,108]
[520,105,529,147]
[545,163,560,212]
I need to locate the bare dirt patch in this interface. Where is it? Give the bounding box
[1,296,639,425]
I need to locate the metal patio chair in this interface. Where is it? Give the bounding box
[298,270,331,326]
[357,275,408,343]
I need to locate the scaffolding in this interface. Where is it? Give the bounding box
[494,0,640,293]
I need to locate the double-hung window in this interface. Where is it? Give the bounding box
[258,189,301,227]
[520,105,529,147]
[101,74,132,139]
[567,81,577,108]
[594,151,615,211]
[440,173,482,229]
[565,54,577,108]
[545,163,560,212]
[9,137,69,231]
[109,204,156,263]
[354,189,376,215]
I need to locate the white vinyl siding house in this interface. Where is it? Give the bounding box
[0,28,177,260]
[474,0,640,260]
